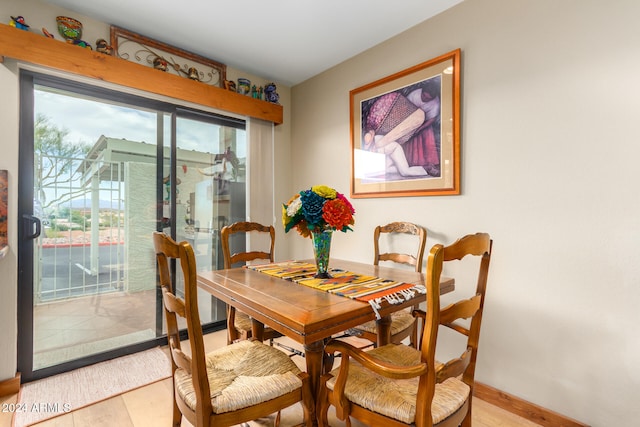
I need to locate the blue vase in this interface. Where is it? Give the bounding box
[311,230,332,279]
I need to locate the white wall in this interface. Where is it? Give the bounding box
[288,0,640,425]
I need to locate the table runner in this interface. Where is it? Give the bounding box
[245,261,425,319]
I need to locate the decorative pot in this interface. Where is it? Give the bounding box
[56,16,82,41]
[311,230,332,279]
[237,78,251,95]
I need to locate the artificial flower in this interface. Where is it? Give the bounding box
[282,185,355,237]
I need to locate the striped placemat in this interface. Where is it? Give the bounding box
[245,261,425,318]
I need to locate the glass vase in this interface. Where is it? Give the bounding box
[311,230,333,279]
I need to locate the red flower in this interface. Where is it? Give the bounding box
[336,192,355,214]
[322,199,354,231]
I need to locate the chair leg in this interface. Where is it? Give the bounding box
[461,398,472,427]
[317,375,331,427]
[299,373,315,427]
[410,321,418,348]
[226,306,237,344]
[171,393,182,427]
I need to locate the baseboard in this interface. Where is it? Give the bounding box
[0,372,20,397]
[474,382,589,427]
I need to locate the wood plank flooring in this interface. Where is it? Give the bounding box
[1,329,541,427]
[1,386,540,427]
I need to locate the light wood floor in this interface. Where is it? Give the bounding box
[1,330,541,427]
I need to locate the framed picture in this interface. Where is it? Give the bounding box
[350,49,460,198]
[110,26,226,87]
[0,170,7,257]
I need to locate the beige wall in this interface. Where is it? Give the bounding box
[3,0,640,425]
[289,0,640,425]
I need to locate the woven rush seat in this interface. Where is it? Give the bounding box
[350,308,415,336]
[174,340,302,414]
[232,311,254,334]
[325,343,469,424]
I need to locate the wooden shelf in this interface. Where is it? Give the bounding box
[0,24,283,124]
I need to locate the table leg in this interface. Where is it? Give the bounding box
[304,340,324,425]
[322,338,335,375]
[376,314,392,347]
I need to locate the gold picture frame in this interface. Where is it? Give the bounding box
[350,49,460,198]
[110,26,226,87]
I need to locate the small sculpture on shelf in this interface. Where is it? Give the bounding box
[95,39,114,55]
[186,67,200,80]
[9,16,30,31]
[224,80,237,92]
[72,40,92,49]
[264,83,279,104]
[251,85,264,100]
[153,56,169,71]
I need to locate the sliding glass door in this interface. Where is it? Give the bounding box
[167,111,246,324]
[18,71,245,381]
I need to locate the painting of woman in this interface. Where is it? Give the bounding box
[361,75,442,180]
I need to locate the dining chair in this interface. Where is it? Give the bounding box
[220,221,283,345]
[348,221,427,347]
[153,232,313,427]
[318,232,492,427]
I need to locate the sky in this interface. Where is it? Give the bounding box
[33,86,247,213]
[34,87,247,157]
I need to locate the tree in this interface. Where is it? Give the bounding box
[34,114,92,213]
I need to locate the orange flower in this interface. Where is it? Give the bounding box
[295,220,311,238]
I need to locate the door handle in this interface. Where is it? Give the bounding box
[23,214,41,239]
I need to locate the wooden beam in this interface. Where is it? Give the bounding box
[0,24,282,124]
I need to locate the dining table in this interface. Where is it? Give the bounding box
[197,258,454,421]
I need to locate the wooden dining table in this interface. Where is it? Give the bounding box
[197,258,454,418]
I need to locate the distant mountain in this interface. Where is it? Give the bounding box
[68,199,121,210]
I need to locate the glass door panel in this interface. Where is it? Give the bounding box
[30,85,164,370]
[173,113,246,324]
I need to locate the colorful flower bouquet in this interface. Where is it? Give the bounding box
[282,185,355,278]
[282,185,355,237]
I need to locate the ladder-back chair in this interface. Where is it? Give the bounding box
[220,221,282,345]
[349,221,427,347]
[153,232,313,427]
[319,233,492,427]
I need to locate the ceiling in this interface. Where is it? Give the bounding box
[42,0,462,87]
